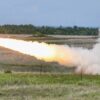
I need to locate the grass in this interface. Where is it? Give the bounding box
[0,73,100,85]
[0,73,100,100]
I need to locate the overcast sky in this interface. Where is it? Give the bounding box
[0,0,100,27]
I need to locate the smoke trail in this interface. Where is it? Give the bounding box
[0,38,100,74]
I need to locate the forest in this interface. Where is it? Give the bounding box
[0,25,98,36]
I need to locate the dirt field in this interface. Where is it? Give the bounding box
[0,34,98,48]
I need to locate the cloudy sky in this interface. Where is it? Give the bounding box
[0,0,100,27]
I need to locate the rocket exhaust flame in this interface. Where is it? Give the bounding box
[0,38,100,75]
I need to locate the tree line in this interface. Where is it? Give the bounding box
[0,25,98,36]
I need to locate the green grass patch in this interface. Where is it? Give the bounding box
[0,73,100,100]
[0,73,99,86]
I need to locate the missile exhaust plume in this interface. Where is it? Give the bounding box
[0,38,100,75]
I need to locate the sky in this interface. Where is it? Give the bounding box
[0,0,100,27]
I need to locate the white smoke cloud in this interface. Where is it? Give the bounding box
[0,38,100,75]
